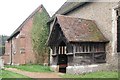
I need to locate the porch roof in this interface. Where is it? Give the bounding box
[47,15,109,45]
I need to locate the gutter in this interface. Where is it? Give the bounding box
[7,31,20,41]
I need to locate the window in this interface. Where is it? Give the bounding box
[74,43,106,64]
[75,43,105,53]
[117,16,120,52]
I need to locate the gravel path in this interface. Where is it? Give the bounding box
[5,68,63,78]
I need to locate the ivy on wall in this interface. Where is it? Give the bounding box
[31,7,50,64]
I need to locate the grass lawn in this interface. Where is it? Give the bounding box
[5,64,52,72]
[1,70,28,78]
[61,71,119,78]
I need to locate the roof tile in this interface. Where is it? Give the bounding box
[50,15,109,42]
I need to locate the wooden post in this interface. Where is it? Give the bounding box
[92,45,94,52]
[50,48,53,65]
[63,46,64,54]
[62,46,63,54]
[81,45,83,52]
[73,44,76,57]
[54,47,56,54]
[88,45,90,52]
[84,45,86,52]
[59,47,60,54]
[65,46,66,54]
[92,53,95,63]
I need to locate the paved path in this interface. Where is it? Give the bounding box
[5,68,63,78]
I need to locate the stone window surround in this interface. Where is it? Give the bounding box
[112,4,119,54]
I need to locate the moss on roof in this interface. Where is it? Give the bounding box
[48,15,109,45]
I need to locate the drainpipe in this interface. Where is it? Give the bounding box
[10,40,12,65]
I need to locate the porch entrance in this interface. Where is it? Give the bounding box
[58,54,67,73]
[57,41,68,73]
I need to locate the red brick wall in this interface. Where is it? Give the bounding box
[11,37,26,64]
[3,41,11,64]
[10,16,37,65]
[3,17,36,65]
[20,17,36,64]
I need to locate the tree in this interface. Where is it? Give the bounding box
[0,35,8,56]
[31,6,50,64]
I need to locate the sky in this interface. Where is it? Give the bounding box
[0,0,66,36]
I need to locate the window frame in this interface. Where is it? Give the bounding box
[74,43,106,64]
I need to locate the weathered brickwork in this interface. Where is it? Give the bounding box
[3,41,11,64]
[3,17,36,65]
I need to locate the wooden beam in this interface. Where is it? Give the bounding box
[62,46,63,54]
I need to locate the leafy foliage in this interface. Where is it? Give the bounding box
[31,7,50,64]
[0,35,8,56]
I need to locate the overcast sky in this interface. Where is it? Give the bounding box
[0,0,66,36]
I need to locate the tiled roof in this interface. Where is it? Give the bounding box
[7,5,43,41]
[48,2,86,23]
[48,15,108,44]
